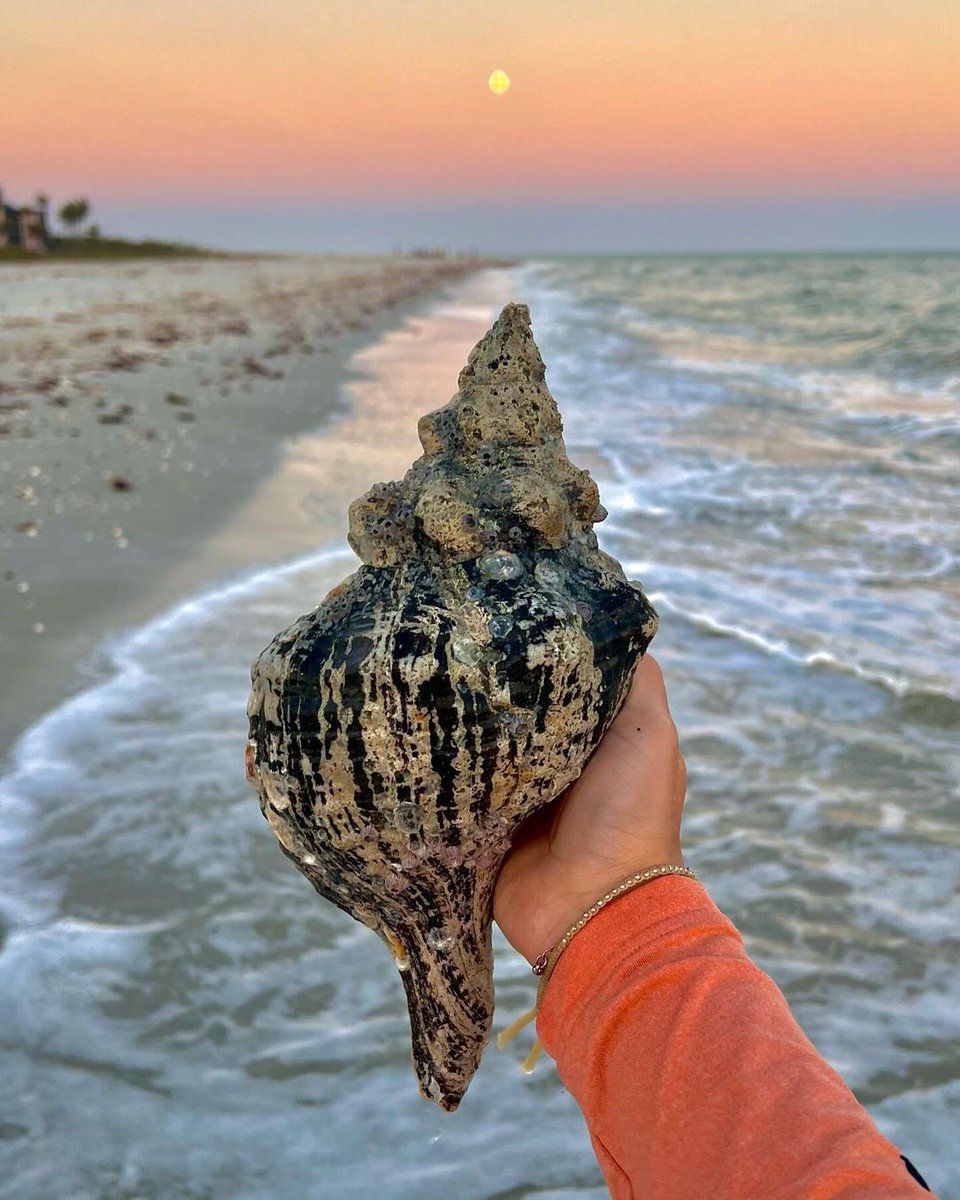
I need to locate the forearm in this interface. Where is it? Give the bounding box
[536,876,930,1199]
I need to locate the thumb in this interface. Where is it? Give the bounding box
[593,653,678,766]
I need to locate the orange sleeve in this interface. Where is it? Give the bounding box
[535,876,934,1199]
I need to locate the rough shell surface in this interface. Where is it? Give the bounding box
[246,302,658,1110]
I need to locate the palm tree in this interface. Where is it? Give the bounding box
[58,198,90,235]
[33,194,50,238]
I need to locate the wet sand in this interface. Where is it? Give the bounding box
[0,255,514,758]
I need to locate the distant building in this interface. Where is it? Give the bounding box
[0,190,49,252]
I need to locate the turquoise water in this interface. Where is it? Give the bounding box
[1,255,957,1197]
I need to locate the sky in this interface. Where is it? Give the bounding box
[3,0,959,252]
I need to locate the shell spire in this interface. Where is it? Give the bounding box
[349,302,599,569]
[455,301,547,388]
[247,301,659,1109]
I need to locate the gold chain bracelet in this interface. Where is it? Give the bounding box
[497,863,698,1073]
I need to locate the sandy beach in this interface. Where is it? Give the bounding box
[0,254,511,758]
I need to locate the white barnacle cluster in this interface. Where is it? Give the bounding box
[450,634,481,666]
[258,765,298,811]
[489,613,513,638]
[533,560,563,589]
[478,550,523,582]
[427,927,454,953]
[499,709,533,738]
[393,800,422,835]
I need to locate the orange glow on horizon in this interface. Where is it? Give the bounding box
[2,1,959,204]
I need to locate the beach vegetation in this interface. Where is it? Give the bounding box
[0,235,216,261]
[58,197,90,234]
[0,187,217,261]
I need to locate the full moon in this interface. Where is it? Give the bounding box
[488,69,510,95]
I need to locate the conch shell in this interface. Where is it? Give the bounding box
[246,302,657,1109]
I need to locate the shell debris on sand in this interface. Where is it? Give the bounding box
[246,302,658,1110]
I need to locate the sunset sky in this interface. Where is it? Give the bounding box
[3,0,959,251]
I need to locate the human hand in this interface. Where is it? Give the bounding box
[494,654,687,964]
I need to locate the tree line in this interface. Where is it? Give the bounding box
[28,193,99,238]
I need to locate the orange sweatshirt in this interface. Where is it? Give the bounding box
[536,876,934,1199]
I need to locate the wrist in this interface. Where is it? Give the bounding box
[514,849,686,965]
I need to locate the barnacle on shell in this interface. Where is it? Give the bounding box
[246,302,658,1110]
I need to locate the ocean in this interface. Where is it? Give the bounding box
[1,253,957,1198]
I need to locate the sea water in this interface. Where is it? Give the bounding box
[1,254,958,1198]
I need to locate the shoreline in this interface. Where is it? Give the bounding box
[0,255,518,760]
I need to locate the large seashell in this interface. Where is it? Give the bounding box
[246,302,658,1110]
